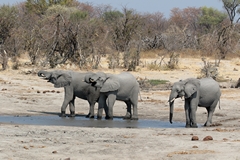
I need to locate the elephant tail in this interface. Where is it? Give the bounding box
[218,99,221,110]
[138,91,143,101]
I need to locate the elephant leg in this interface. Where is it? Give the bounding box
[190,99,198,128]
[97,95,106,120]
[105,94,116,120]
[131,97,138,120]
[60,87,73,117]
[184,100,191,128]
[68,98,76,117]
[86,92,98,118]
[123,101,132,119]
[60,99,70,117]
[204,101,217,126]
[86,102,95,119]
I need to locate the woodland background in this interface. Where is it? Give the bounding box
[1,0,240,74]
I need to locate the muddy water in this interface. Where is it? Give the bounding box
[0,115,185,128]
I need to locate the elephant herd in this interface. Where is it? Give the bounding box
[38,70,221,128]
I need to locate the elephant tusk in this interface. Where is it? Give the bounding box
[181,96,184,101]
[169,98,175,103]
[89,78,95,82]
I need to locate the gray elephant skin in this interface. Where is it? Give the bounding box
[38,70,100,118]
[168,77,221,128]
[84,72,139,120]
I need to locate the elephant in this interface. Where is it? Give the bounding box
[168,77,221,128]
[38,70,100,118]
[84,72,139,120]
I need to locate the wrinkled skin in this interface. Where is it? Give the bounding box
[38,70,100,118]
[169,78,221,128]
[85,72,139,120]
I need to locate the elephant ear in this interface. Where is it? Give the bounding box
[100,78,120,92]
[184,82,197,98]
[53,73,72,88]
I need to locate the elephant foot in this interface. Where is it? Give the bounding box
[68,111,75,118]
[105,115,113,120]
[130,115,138,120]
[59,111,67,117]
[97,116,102,120]
[191,125,198,128]
[191,124,198,128]
[86,115,95,119]
[185,124,191,128]
[68,114,75,118]
[123,112,131,120]
[204,122,211,127]
[131,117,138,120]
[123,116,131,120]
[86,113,95,119]
[123,115,131,120]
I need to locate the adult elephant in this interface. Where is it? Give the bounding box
[168,77,221,128]
[84,72,139,120]
[38,70,100,118]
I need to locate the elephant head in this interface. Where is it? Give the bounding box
[168,78,200,123]
[38,70,72,88]
[84,72,120,92]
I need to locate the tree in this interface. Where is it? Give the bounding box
[159,24,199,69]
[0,5,17,70]
[199,7,227,31]
[108,8,143,70]
[169,7,201,32]
[25,0,77,15]
[222,0,240,25]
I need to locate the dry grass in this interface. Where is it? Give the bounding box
[167,150,216,157]
[140,49,166,59]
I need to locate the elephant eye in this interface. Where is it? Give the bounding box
[176,89,181,93]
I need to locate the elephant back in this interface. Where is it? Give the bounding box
[199,78,221,105]
[199,78,220,94]
[115,72,139,92]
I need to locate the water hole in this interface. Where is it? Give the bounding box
[0,115,185,128]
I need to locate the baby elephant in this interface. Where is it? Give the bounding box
[168,77,221,128]
[38,70,100,118]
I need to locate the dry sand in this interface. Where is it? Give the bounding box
[0,58,240,160]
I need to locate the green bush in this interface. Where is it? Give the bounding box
[148,79,169,86]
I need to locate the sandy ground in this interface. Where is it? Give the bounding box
[1,58,240,160]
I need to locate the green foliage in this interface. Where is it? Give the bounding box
[48,0,75,6]
[148,79,169,86]
[45,5,88,21]
[25,0,75,15]
[25,0,48,15]
[103,10,123,23]
[70,10,88,21]
[199,7,227,29]
[45,4,68,15]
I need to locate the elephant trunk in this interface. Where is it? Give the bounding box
[169,101,174,124]
[169,92,177,124]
